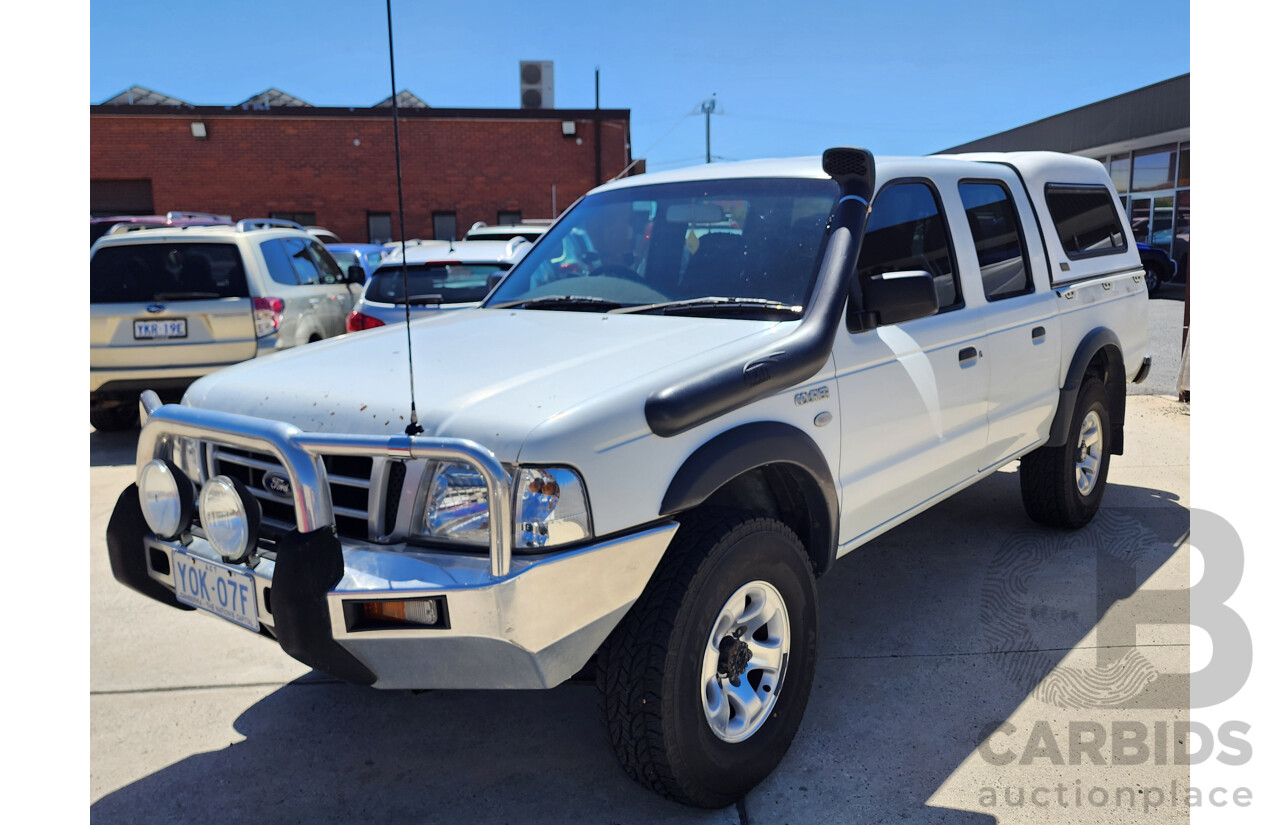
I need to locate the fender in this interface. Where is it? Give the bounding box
[1048,327,1126,454]
[660,421,840,576]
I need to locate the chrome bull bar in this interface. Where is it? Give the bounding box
[138,390,515,578]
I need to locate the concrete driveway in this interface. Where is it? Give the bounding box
[90,387,1189,824]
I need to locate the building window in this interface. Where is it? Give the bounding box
[1044,185,1127,259]
[1108,153,1131,195]
[858,181,961,312]
[433,211,458,241]
[497,210,522,226]
[959,181,1032,301]
[1130,145,1177,193]
[271,211,317,227]
[368,212,392,244]
[91,179,154,216]
[1177,143,1190,188]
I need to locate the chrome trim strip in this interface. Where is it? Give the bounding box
[138,402,515,578]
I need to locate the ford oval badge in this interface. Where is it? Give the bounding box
[263,471,292,498]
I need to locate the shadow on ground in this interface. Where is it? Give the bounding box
[92,473,1188,825]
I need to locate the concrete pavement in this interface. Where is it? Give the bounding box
[90,392,1189,824]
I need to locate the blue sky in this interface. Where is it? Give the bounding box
[89,0,1189,170]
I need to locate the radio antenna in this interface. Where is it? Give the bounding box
[386,0,423,435]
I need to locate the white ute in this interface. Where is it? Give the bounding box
[108,148,1149,807]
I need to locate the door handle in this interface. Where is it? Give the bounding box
[1032,326,1046,342]
[958,346,979,364]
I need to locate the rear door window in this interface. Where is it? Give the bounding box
[90,243,248,303]
[959,181,1033,300]
[261,239,300,285]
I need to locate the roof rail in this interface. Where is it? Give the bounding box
[505,237,530,257]
[468,221,487,232]
[166,211,232,222]
[236,218,305,233]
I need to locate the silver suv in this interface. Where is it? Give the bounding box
[89,218,364,431]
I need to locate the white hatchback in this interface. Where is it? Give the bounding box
[346,238,529,331]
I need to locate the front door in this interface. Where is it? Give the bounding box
[831,178,990,547]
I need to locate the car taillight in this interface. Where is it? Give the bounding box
[252,297,285,337]
[347,311,386,332]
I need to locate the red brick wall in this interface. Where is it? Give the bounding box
[90,112,631,242]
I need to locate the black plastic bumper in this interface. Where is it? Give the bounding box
[105,486,375,686]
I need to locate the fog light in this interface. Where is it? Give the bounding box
[357,598,446,629]
[138,459,195,540]
[198,475,261,563]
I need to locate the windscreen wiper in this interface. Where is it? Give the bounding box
[404,293,444,305]
[610,296,804,317]
[488,294,624,311]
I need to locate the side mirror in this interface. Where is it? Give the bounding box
[848,270,938,332]
[346,265,367,285]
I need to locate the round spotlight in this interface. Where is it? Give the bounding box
[198,475,262,563]
[138,459,195,540]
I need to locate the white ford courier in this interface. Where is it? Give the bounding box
[108,147,1148,807]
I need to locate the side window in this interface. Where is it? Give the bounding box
[959,181,1033,301]
[280,237,320,285]
[260,239,300,286]
[306,240,345,284]
[1044,185,1127,259]
[857,181,961,312]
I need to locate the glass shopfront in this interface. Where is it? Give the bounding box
[1095,141,1190,280]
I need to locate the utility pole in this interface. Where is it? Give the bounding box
[701,94,717,163]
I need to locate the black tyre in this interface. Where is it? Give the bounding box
[90,402,139,432]
[1143,263,1161,295]
[596,511,818,808]
[1019,376,1111,528]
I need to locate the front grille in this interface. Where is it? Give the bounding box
[207,445,375,541]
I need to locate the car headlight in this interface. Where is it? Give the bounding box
[418,462,491,545]
[514,467,591,549]
[414,462,592,550]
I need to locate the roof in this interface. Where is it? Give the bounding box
[100,85,191,107]
[238,88,313,109]
[379,239,526,265]
[375,90,429,108]
[937,74,1190,154]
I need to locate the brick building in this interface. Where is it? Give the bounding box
[90,87,634,243]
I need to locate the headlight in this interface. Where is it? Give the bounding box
[419,462,491,545]
[198,475,262,563]
[414,462,592,550]
[515,467,590,549]
[138,459,196,540]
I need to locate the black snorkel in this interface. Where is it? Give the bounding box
[644,147,876,437]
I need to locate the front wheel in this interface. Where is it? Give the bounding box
[1143,264,1161,295]
[597,512,818,808]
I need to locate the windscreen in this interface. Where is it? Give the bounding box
[486,177,837,310]
[90,242,249,303]
[365,263,509,304]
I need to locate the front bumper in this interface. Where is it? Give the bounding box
[109,394,678,689]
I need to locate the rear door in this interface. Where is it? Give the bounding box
[90,241,258,370]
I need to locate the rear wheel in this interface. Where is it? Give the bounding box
[597,511,818,808]
[1020,377,1111,528]
[90,402,139,432]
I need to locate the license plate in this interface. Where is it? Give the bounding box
[172,550,260,631]
[134,318,188,339]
